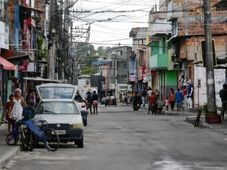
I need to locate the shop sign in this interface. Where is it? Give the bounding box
[0,21,9,49]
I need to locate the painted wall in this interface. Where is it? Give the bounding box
[14,4,20,51]
[194,66,226,108]
[0,22,9,50]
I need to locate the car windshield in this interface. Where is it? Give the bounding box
[38,87,75,99]
[36,101,80,115]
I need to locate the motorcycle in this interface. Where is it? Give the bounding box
[132,96,141,111]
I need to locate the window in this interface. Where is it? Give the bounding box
[37,101,80,115]
[171,19,178,36]
[39,87,75,99]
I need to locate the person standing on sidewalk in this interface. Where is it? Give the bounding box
[11,88,26,122]
[182,85,188,109]
[219,84,227,121]
[5,94,14,133]
[165,97,169,111]
[187,80,193,109]
[169,88,175,111]
[175,88,184,111]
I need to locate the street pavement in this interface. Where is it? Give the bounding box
[0,124,20,169]
[0,105,227,169]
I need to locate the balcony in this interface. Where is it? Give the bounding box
[149,53,168,70]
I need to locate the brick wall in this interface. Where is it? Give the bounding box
[164,0,227,36]
[183,35,227,61]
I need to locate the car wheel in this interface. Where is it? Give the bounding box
[75,137,84,148]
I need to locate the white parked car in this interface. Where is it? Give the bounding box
[34,83,84,148]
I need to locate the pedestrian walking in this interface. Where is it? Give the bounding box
[147,87,152,98]
[11,88,26,122]
[169,88,175,111]
[219,84,227,121]
[148,92,156,114]
[92,91,99,115]
[175,88,184,111]
[74,90,83,102]
[165,97,169,111]
[4,94,14,133]
[141,89,146,107]
[86,91,92,114]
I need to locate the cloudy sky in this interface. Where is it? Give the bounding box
[73,0,158,48]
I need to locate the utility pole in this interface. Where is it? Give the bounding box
[71,22,76,85]
[48,0,57,80]
[64,0,70,82]
[203,0,217,114]
[58,0,64,80]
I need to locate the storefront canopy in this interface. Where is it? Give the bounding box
[0,56,16,70]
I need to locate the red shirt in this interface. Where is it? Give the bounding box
[5,102,13,111]
[5,101,13,120]
[149,95,156,104]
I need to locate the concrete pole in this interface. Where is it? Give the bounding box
[58,0,64,80]
[48,0,56,80]
[203,0,217,114]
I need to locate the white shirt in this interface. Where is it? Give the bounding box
[11,98,23,121]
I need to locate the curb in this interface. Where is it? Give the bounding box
[0,147,20,169]
[0,124,20,169]
[185,115,216,129]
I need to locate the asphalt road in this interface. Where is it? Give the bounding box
[3,105,227,170]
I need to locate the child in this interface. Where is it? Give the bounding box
[5,95,14,133]
[165,97,169,111]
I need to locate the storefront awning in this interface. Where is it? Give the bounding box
[0,56,16,70]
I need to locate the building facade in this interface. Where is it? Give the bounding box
[160,0,227,108]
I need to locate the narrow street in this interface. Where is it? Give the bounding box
[4,105,227,170]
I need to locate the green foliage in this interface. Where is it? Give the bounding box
[77,44,110,75]
[37,36,48,59]
[80,66,97,75]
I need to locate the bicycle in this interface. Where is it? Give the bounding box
[6,120,34,151]
[32,120,60,152]
[6,119,60,152]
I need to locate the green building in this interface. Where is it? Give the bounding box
[148,33,177,100]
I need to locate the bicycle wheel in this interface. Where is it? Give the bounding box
[27,131,34,151]
[20,129,28,151]
[6,132,19,145]
[44,128,59,151]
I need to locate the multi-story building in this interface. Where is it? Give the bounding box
[161,0,227,108]
[107,46,132,98]
[147,6,178,100]
[0,0,46,103]
[129,27,149,94]
[0,0,15,108]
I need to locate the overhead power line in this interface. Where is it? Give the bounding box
[79,0,156,7]
[69,9,149,13]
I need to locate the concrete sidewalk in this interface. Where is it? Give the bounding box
[143,105,227,135]
[186,114,227,135]
[162,108,227,135]
[0,123,20,169]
